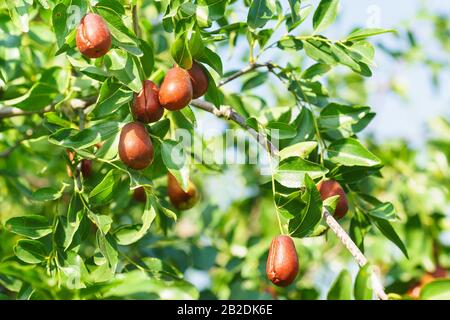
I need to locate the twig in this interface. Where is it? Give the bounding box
[190,99,278,156]
[218,62,277,87]
[323,209,388,300]
[190,66,389,299]
[132,5,141,38]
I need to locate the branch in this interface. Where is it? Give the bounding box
[132,5,141,38]
[218,62,276,87]
[190,64,389,299]
[323,209,388,299]
[190,99,278,156]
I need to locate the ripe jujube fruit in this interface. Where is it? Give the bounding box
[66,150,92,178]
[76,13,111,58]
[167,173,198,210]
[187,61,209,99]
[132,80,164,123]
[133,187,147,203]
[159,66,193,111]
[266,235,299,287]
[317,180,349,219]
[118,122,154,170]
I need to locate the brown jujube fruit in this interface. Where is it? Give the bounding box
[132,80,164,123]
[66,150,92,178]
[159,66,193,110]
[317,180,349,219]
[133,187,147,203]
[118,122,154,170]
[187,61,209,99]
[266,235,299,287]
[80,159,93,178]
[76,13,112,58]
[167,173,198,210]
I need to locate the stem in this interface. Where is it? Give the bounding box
[190,96,389,300]
[132,4,141,37]
[323,209,388,300]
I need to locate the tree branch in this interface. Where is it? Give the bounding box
[218,62,277,87]
[190,99,278,156]
[190,62,389,300]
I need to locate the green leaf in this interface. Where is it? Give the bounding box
[31,184,67,202]
[4,0,30,33]
[171,34,193,69]
[14,240,48,264]
[368,202,397,221]
[96,231,118,271]
[89,170,123,207]
[327,270,352,300]
[241,72,268,91]
[313,0,339,34]
[304,39,336,65]
[372,217,408,258]
[52,3,68,48]
[327,138,382,167]
[60,194,86,250]
[161,140,189,191]
[104,49,143,92]
[139,39,154,78]
[48,121,121,150]
[279,141,318,160]
[5,215,52,239]
[274,157,328,188]
[345,28,396,42]
[266,122,297,140]
[3,83,59,111]
[349,209,371,252]
[288,175,323,238]
[302,63,331,79]
[197,47,223,76]
[354,264,373,300]
[115,190,157,245]
[88,211,113,235]
[91,83,133,119]
[319,103,374,139]
[420,279,450,300]
[247,0,277,29]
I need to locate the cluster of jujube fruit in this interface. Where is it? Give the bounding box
[75,13,352,288]
[74,13,206,210]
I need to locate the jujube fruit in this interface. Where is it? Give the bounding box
[118,122,154,170]
[132,80,164,123]
[266,235,299,287]
[133,187,147,203]
[76,13,112,58]
[187,61,209,99]
[317,180,349,219]
[159,66,193,110]
[167,173,198,210]
[80,159,93,178]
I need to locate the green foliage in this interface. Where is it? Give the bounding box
[0,0,447,301]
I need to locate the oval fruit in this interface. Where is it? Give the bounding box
[167,173,198,210]
[317,180,349,219]
[76,13,112,58]
[187,61,209,98]
[266,235,299,287]
[118,122,154,170]
[159,66,193,111]
[133,187,147,203]
[80,159,93,178]
[132,80,164,123]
